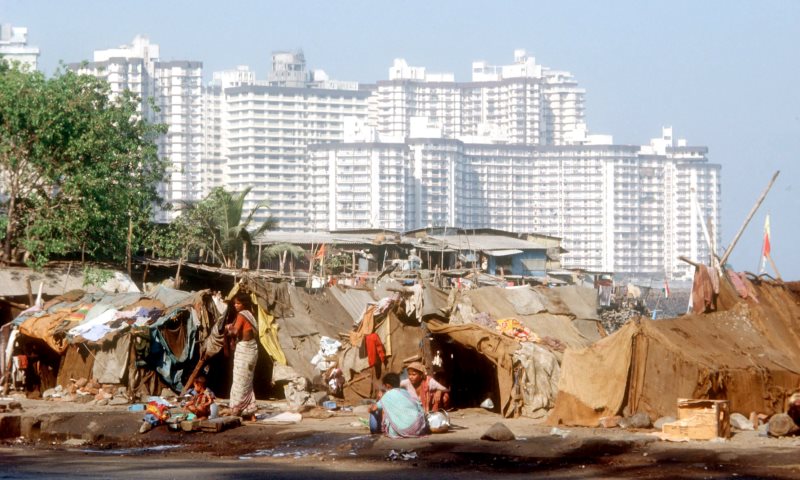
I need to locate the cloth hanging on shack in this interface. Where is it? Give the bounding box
[253,292,287,365]
[349,304,376,347]
[149,308,198,391]
[691,265,717,314]
[404,284,424,322]
[727,269,759,302]
[92,333,131,384]
[365,333,386,367]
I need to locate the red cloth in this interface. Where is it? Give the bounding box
[365,333,385,367]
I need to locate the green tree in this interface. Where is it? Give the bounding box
[0,65,167,268]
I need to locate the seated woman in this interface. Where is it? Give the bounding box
[185,374,215,419]
[400,361,451,413]
[369,373,428,438]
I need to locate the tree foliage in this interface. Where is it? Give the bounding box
[152,187,276,268]
[0,65,167,268]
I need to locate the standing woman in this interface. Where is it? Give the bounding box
[226,292,258,419]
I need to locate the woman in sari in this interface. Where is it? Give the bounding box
[369,373,428,438]
[226,292,258,419]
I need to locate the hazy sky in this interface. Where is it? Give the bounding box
[5,0,800,279]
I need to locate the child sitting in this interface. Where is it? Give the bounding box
[185,374,215,419]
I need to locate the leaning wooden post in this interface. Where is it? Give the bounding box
[719,171,780,268]
[25,278,33,307]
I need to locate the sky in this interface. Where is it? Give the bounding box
[4,0,800,279]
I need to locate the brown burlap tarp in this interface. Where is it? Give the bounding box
[548,278,800,426]
[427,320,520,417]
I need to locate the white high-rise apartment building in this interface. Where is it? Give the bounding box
[202,52,370,231]
[309,126,720,280]
[0,23,39,71]
[372,50,584,146]
[69,36,203,220]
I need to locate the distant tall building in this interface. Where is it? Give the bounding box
[371,50,585,146]
[202,56,370,231]
[0,23,40,70]
[69,36,203,220]
[309,127,720,280]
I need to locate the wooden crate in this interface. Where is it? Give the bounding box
[661,398,730,440]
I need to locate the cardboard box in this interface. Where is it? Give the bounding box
[661,398,730,440]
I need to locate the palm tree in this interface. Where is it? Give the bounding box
[263,242,305,274]
[193,187,276,268]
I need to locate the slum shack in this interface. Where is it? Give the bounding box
[1,280,220,401]
[548,271,800,427]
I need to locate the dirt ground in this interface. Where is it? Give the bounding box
[4,398,800,478]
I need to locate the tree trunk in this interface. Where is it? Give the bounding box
[126,216,133,276]
[2,193,15,262]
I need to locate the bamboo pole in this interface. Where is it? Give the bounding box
[768,254,783,281]
[720,171,780,268]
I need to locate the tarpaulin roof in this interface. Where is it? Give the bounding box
[548,278,800,427]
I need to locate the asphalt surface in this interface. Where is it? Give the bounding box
[4,399,800,478]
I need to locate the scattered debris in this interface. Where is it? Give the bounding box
[730,413,754,431]
[258,412,303,425]
[386,449,418,461]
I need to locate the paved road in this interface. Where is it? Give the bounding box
[3,444,800,479]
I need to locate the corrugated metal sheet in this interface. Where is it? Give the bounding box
[327,286,377,323]
[411,234,548,251]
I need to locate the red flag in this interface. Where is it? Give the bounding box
[762,215,771,258]
[663,279,670,298]
[314,244,326,260]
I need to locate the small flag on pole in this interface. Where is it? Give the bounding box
[760,215,771,273]
[663,278,670,298]
[314,244,326,260]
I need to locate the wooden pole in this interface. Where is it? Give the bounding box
[62,261,72,294]
[181,353,208,396]
[720,171,780,267]
[175,256,184,290]
[767,254,783,281]
[25,278,33,307]
[142,261,150,288]
[256,244,262,271]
